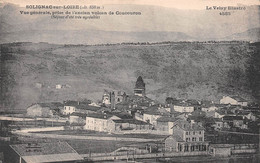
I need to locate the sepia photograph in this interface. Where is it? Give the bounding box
[0,0,260,162]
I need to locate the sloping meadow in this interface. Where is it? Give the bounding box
[0,42,259,110]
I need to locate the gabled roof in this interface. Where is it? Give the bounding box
[63,100,80,106]
[144,109,170,116]
[86,113,119,120]
[143,105,171,116]
[77,105,100,111]
[64,102,100,112]
[165,135,185,142]
[22,153,82,163]
[223,116,243,121]
[173,101,195,107]
[113,112,133,119]
[215,104,229,108]
[214,118,223,122]
[10,142,81,159]
[173,121,205,131]
[156,116,179,122]
[70,112,87,118]
[64,100,91,107]
[112,119,149,125]
[230,96,247,102]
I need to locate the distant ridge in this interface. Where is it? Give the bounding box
[0,30,195,45]
[222,28,260,42]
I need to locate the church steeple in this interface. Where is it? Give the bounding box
[134,76,146,97]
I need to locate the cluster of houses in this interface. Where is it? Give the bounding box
[25,76,260,155]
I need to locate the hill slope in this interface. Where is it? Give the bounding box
[0,42,259,110]
[223,28,260,42]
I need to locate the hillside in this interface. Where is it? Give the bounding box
[0,30,195,45]
[223,28,260,42]
[0,42,259,111]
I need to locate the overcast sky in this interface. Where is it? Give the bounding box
[0,0,259,43]
[1,0,260,10]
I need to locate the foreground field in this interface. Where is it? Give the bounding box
[16,135,157,154]
[34,130,166,139]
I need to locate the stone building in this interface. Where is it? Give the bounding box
[164,120,209,152]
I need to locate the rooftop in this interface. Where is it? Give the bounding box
[223,116,244,121]
[10,142,80,157]
[230,96,247,102]
[156,116,179,122]
[112,119,149,125]
[173,121,205,131]
[165,135,185,142]
[86,113,117,120]
[70,112,87,118]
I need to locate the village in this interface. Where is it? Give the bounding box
[0,76,260,162]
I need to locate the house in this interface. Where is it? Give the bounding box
[143,106,170,125]
[214,110,227,118]
[209,144,232,157]
[220,96,248,106]
[26,103,63,118]
[5,142,83,163]
[85,113,120,132]
[222,116,246,129]
[134,108,145,121]
[113,111,133,119]
[164,120,209,152]
[63,101,99,115]
[69,112,87,125]
[156,117,180,134]
[55,84,63,89]
[212,118,230,130]
[108,119,151,132]
[201,104,218,112]
[237,111,257,121]
[63,101,78,115]
[35,82,42,88]
[172,100,195,113]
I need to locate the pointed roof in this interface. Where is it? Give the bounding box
[135,76,145,89]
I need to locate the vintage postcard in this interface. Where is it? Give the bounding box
[0,0,260,162]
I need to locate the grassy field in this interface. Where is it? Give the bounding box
[33,130,166,139]
[16,134,154,154]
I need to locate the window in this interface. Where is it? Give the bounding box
[199,131,202,134]
[192,137,195,141]
[186,138,189,142]
[193,131,195,135]
[186,131,189,135]
[199,137,203,141]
